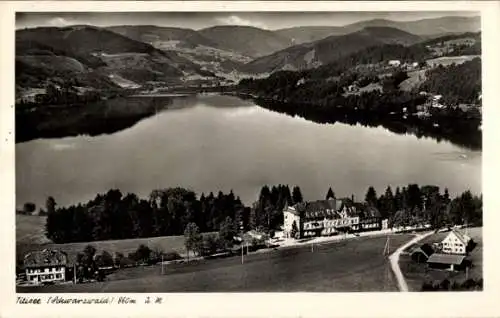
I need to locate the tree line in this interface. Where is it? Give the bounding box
[362,185,482,229]
[43,183,481,244]
[45,188,247,243]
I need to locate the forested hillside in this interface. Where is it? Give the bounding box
[243,27,423,73]
[16,25,214,91]
[420,58,481,105]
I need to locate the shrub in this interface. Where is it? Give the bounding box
[439,279,451,291]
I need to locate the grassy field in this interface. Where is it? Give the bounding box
[16,214,50,245]
[399,70,427,92]
[16,232,216,265]
[16,214,218,263]
[18,233,414,292]
[399,227,482,291]
[425,55,480,68]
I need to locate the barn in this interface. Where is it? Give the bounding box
[426,253,469,271]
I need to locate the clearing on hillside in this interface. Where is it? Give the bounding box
[425,55,480,68]
[16,214,51,245]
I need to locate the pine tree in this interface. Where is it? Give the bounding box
[443,188,450,204]
[46,196,57,214]
[365,186,377,206]
[292,186,303,204]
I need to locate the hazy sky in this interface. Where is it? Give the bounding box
[16,11,479,30]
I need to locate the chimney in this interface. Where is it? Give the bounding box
[351,194,354,202]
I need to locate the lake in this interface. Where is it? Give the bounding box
[16,94,481,209]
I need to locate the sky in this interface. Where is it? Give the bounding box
[15,11,479,30]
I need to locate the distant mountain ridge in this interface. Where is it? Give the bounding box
[198,25,294,58]
[275,16,480,45]
[243,26,424,74]
[15,15,481,91]
[106,25,220,50]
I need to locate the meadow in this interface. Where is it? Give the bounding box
[18,233,414,292]
[16,215,209,263]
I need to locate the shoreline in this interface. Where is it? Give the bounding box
[16,91,482,151]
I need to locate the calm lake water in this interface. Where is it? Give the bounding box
[16,94,481,208]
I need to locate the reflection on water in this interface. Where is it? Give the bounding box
[16,95,481,209]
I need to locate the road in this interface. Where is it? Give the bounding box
[388,231,434,292]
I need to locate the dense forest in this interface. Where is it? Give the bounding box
[43,183,482,244]
[45,188,247,243]
[420,58,482,105]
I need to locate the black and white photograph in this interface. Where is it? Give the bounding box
[9,4,487,296]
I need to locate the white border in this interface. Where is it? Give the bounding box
[1,2,499,318]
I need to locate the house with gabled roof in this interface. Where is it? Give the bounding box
[24,249,68,284]
[410,243,435,263]
[441,229,471,255]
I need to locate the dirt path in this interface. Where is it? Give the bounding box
[389,231,434,292]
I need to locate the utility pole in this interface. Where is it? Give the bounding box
[240,220,244,265]
[383,236,391,256]
[161,254,164,275]
[73,263,76,284]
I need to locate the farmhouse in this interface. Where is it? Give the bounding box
[283,198,383,238]
[24,249,68,284]
[441,229,471,255]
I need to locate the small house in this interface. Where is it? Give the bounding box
[296,78,306,87]
[346,84,359,93]
[432,95,443,102]
[410,243,434,263]
[388,60,401,67]
[24,249,68,284]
